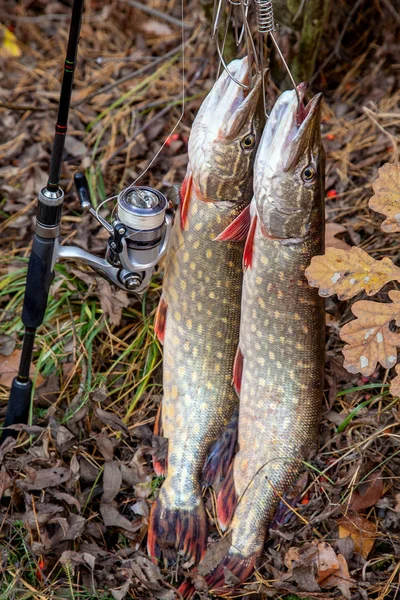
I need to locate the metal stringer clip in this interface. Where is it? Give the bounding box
[212,0,301,116]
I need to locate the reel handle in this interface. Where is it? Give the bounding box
[74,171,92,210]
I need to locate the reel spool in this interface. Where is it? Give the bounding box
[57,173,174,295]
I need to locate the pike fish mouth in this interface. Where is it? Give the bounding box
[255,83,322,174]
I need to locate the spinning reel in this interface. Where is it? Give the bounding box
[1,0,175,441]
[56,174,173,295]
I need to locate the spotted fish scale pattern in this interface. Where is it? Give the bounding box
[147,57,264,567]
[178,87,326,597]
[229,221,325,557]
[148,192,247,565]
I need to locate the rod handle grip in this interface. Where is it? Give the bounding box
[1,378,32,442]
[74,171,92,209]
[22,236,55,329]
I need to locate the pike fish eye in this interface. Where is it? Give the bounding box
[241,134,256,150]
[302,165,316,182]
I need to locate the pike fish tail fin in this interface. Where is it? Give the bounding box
[202,410,238,488]
[152,403,168,477]
[178,545,258,598]
[147,489,207,567]
[216,462,237,531]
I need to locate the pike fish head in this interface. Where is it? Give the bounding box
[254,85,324,240]
[189,57,264,203]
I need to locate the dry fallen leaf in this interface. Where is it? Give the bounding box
[319,553,356,599]
[0,349,44,388]
[17,467,71,491]
[102,461,122,504]
[338,512,377,559]
[305,246,400,301]
[369,163,400,232]
[283,541,354,595]
[0,24,22,58]
[315,542,340,583]
[96,278,130,326]
[325,223,351,251]
[99,502,140,532]
[340,290,400,376]
[389,363,400,397]
[350,471,384,511]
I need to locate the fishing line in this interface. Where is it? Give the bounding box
[212,0,301,117]
[219,453,316,557]
[93,0,187,229]
[126,0,186,189]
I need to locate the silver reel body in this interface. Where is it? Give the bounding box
[50,174,174,296]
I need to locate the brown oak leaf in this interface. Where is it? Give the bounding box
[340,289,400,376]
[350,471,384,511]
[0,349,44,388]
[369,163,400,232]
[338,513,377,559]
[325,223,351,251]
[390,363,400,397]
[305,246,400,301]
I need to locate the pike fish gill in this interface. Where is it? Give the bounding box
[147,58,264,567]
[180,86,325,595]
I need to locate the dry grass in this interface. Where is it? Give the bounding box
[0,0,399,598]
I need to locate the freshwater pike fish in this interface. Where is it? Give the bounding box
[180,85,325,595]
[147,58,264,567]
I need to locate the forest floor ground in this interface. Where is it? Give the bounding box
[0,0,399,598]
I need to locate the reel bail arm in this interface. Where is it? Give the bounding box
[57,172,173,295]
[1,1,175,442]
[1,0,84,443]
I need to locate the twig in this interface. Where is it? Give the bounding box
[363,106,399,164]
[73,42,188,107]
[381,0,400,26]
[100,103,174,166]
[0,102,45,111]
[120,0,191,30]
[310,0,364,85]
[4,13,70,22]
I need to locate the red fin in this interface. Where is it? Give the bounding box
[232,347,244,396]
[177,580,196,600]
[243,215,257,269]
[180,172,192,230]
[154,297,168,344]
[214,204,251,241]
[178,546,258,598]
[202,410,238,488]
[216,463,238,531]
[153,403,168,477]
[147,494,207,567]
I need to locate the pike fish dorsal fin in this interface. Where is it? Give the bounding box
[243,215,257,269]
[180,170,192,230]
[214,204,251,242]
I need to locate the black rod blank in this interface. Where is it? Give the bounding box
[48,0,84,191]
[1,0,85,442]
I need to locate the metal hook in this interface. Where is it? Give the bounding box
[212,0,302,116]
[254,0,300,114]
[212,0,259,90]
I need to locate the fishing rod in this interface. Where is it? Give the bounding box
[1,1,173,442]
